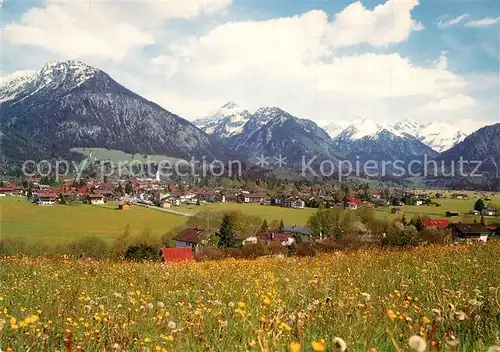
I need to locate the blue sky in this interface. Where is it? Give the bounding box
[2,0,499,131]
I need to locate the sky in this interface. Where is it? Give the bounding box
[1,0,499,132]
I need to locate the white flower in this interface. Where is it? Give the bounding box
[83,305,92,313]
[454,310,467,321]
[446,335,459,347]
[168,321,177,329]
[333,337,347,352]
[147,303,154,310]
[228,302,235,308]
[112,343,120,350]
[408,335,427,352]
[361,292,371,301]
[157,302,165,308]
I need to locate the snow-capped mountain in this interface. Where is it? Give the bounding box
[332,119,437,161]
[392,119,467,152]
[233,107,342,167]
[439,123,500,169]
[193,101,251,139]
[392,119,426,136]
[416,122,468,153]
[324,122,348,139]
[326,118,470,153]
[0,60,229,168]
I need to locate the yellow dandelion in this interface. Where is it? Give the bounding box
[289,341,301,352]
[311,339,326,352]
[237,301,246,308]
[421,316,431,324]
[280,322,292,331]
[387,310,397,320]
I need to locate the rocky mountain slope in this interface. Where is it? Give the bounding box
[0,61,229,169]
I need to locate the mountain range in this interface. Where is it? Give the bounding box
[0,60,230,169]
[1,60,498,183]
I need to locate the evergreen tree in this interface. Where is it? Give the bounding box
[401,214,408,226]
[474,199,485,212]
[480,214,485,226]
[260,219,269,234]
[278,219,285,233]
[218,214,236,248]
[196,198,201,206]
[116,184,124,196]
[124,182,133,195]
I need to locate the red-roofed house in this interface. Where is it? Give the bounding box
[0,187,14,196]
[421,219,450,230]
[161,248,194,263]
[37,193,58,206]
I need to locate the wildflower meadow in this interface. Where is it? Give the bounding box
[1,243,499,351]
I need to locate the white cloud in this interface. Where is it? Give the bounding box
[151,8,470,121]
[326,0,422,47]
[437,14,469,28]
[3,0,231,61]
[465,17,500,27]
[423,94,476,111]
[5,0,495,128]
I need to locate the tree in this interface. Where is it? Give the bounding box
[217,214,236,248]
[116,184,124,196]
[474,199,485,212]
[124,182,133,195]
[480,214,485,226]
[260,219,269,234]
[278,219,284,233]
[409,216,425,232]
[196,198,201,206]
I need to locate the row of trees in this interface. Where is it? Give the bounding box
[307,206,451,246]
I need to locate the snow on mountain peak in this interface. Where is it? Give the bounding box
[1,60,101,103]
[193,101,251,138]
[417,121,467,152]
[393,119,425,136]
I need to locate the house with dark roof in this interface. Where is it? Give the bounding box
[282,225,311,242]
[451,223,490,242]
[260,233,295,246]
[173,227,213,249]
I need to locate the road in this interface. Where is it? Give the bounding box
[132,202,194,217]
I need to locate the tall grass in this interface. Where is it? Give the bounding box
[1,242,499,351]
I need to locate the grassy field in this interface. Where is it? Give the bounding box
[1,243,499,351]
[71,147,183,164]
[178,203,317,225]
[0,197,186,244]
[1,194,499,245]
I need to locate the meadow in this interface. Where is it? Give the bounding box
[177,203,317,225]
[1,243,499,351]
[0,197,185,244]
[1,193,499,245]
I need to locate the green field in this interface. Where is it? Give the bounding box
[71,147,183,164]
[0,197,185,244]
[2,193,499,244]
[177,203,317,225]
